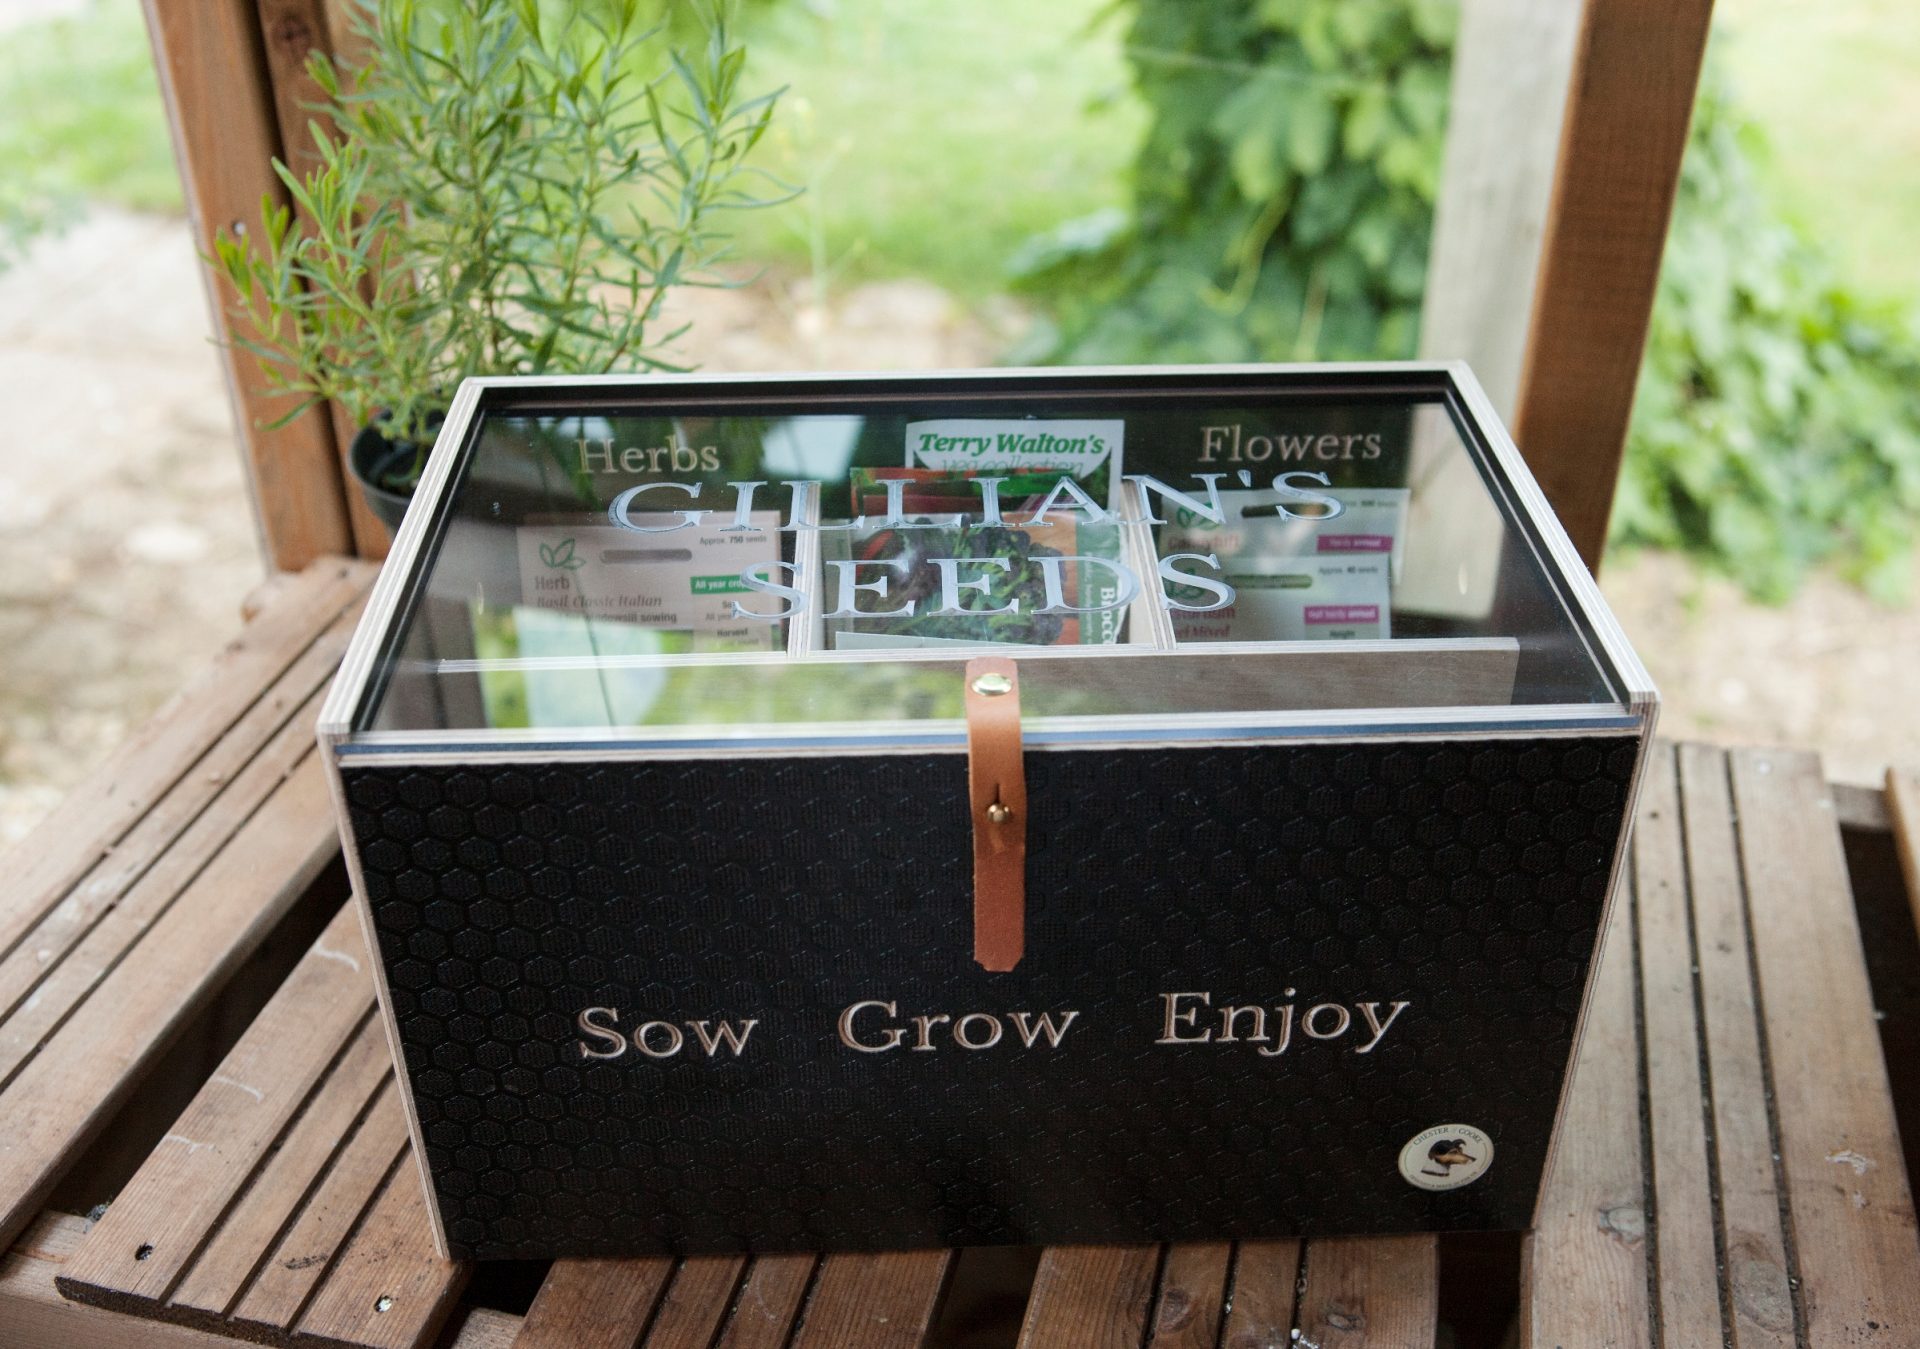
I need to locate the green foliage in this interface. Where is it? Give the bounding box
[724,0,1146,301]
[0,0,181,265]
[213,0,786,483]
[1719,0,1920,309]
[1614,69,1920,602]
[1018,3,1920,601]
[1010,0,1455,364]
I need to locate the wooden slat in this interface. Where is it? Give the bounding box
[636,1256,748,1349]
[1216,1239,1300,1347]
[240,568,308,622]
[261,0,395,563]
[58,902,372,1303]
[0,587,360,995]
[1631,746,1722,1344]
[1511,0,1715,568]
[0,682,332,1089]
[2,1213,264,1349]
[171,1019,391,1317]
[0,600,362,1031]
[1731,748,1920,1342]
[58,894,468,1349]
[9,1212,506,1349]
[139,0,354,570]
[513,1258,672,1349]
[1017,1245,1158,1348]
[1144,1242,1229,1349]
[231,1081,410,1331]
[0,754,342,1253]
[452,1308,520,1349]
[292,1158,463,1349]
[1676,744,1794,1348]
[0,558,366,960]
[1294,1236,1436,1349]
[1523,792,1650,1348]
[1833,781,1889,832]
[710,1254,817,1349]
[788,1250,952,1349]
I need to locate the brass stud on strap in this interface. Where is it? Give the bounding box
[971,672,1013,697]
[986,801,1013,824]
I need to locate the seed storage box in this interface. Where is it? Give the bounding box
[319,363,1657,1260]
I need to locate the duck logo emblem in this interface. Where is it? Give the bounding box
[1422,1139,1476,1177]
[1399,1124,1494,1191]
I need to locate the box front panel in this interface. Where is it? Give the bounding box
[344,733,1638,1259]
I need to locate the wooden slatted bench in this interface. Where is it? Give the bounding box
[2,559,1918,1347]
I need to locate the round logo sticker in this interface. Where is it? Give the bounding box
[1399,1124,1494,1191]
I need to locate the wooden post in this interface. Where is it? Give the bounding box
[255,0,392,559]
[1510,0,1716,572]
[1419,0,1584,421]
[140,0,356,572]
[1410,0,1583,624]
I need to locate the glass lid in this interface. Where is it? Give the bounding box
[340,368,1641,751]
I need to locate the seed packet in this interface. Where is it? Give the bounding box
[1169,555,1392,643]
[848,466,1093,522]
[903,417,1124,509]
[827,463,1132,650]
[513,517,781,651]
[1161,487,1411,583]
[821,516,1130,649]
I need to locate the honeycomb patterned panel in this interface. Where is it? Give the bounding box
[343,734,1641,1259]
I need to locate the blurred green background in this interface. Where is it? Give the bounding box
[9,0,1907,301]
[3,0,1915,601]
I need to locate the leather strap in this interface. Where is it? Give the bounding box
[964,656,1026,972]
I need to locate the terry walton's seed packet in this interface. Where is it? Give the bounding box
[819,419,1133,650]
[904,417,1122,509]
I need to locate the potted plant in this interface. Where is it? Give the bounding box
[214,0,784,529]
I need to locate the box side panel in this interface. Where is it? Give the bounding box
[342,733,1639,1259]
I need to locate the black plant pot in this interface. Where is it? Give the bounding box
[348,422,422,533]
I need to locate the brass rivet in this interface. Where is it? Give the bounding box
[971,672,1013,697]
[986,802,1013,824]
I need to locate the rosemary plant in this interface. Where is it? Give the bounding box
[214,0,784,490]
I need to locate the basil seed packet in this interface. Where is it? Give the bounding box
[513,518,782,649]
[903,417,1124,509]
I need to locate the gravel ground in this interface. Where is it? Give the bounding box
[0,211,261,845]
[0,209,1912,846]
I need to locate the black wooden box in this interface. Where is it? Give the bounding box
[320,364,1657,1260]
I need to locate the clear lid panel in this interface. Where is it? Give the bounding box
[347,372,1632,747]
